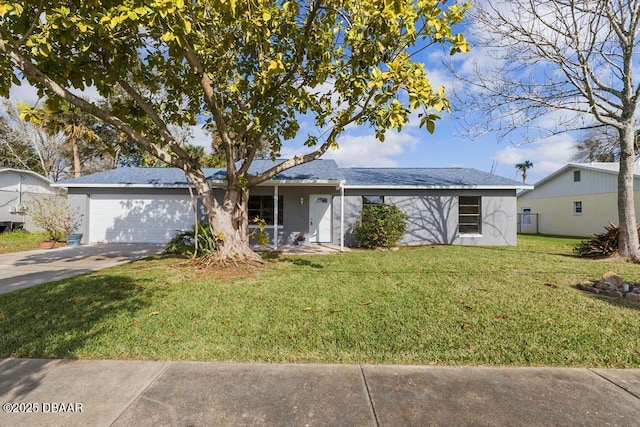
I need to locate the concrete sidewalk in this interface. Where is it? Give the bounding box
[0,244,166,294]
[1,359,639,426]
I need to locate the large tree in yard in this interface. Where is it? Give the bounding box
[455,0,640,260]
[0,0,469,263]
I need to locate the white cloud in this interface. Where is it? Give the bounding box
[325,131,420,167]
[70,85,102,102]
[188,125,212,152]
[8,80,40,104]
[493,134,577,179]
[4,78,104,110]
[280,129,420,167]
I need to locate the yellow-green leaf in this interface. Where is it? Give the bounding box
[426,120,435,134]
[38,45,50,57]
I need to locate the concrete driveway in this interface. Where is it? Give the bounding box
[0,243,166,295]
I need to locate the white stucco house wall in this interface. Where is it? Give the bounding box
[52,159,530,247]
[517,162,640,237]
[0,168,58,232]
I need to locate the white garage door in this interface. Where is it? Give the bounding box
[89,194,195,243]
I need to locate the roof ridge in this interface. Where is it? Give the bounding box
[346,167,465,170]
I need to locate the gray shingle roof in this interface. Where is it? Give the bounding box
[54,160,524,189]
[56,159,344,187]
[343,167,524,187]
[247,159,345,181]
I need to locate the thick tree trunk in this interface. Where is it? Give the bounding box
[187,168,262,264]
[617,124,640,261]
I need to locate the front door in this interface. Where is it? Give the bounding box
[309,194,332,243]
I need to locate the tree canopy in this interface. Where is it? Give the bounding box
[0,0,469,262]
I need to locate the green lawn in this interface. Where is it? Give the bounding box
[0,230,50,254]
[1,234,640,367]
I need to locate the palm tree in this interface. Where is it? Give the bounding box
[39,99,99,178]
[515,161,533,183]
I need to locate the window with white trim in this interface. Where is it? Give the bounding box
[521,208,532,225]
[574,170,581,182]
[459,196,481,234]
[573,201,582,215]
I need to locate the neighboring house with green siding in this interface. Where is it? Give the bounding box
[517,162,640,237]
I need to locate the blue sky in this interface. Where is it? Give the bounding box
[277,41,579,185]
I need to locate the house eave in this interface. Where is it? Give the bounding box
[258,179,343,187]
[51,183,191,189]
[519,162,640,197]
[54,179,344,189]
[1,168,52,184]
[343,184,532,190]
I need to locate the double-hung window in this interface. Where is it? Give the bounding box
[573,201,582,215]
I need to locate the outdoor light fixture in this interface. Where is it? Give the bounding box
[300,197,304,206]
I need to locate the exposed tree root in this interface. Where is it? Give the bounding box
[191,241,264,269]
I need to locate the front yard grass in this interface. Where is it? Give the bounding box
[1,234,640,367]
[0,230,49,254]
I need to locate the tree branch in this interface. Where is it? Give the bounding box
[1,44,183,168]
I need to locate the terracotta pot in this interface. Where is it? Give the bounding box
[39,241,56,249]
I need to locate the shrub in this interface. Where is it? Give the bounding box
[24,196,82,241]
[354,204,407,249]
[165,222,222,257]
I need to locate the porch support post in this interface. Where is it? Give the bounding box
[340,181,345,252]
[273,185,279,250]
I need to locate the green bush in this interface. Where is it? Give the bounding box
[165,222,222,256]
[354,204,407,248]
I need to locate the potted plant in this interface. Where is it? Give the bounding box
[295,233,306,245]
[63,216,83,247]
[24,196,83,248]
